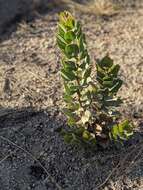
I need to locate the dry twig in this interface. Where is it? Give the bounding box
[93,141,143,189]
[0,135,63,190]
[0,154,10,164]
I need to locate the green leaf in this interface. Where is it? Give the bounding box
[82,130,90,140]
[85,54,90,64]
[69,85,79,93]
[119,120,129,128]
[75,21,82,37]
[96,64,105,78]
[79,35,85,52]
[118,123,123,133]
[108,64,120,76]
[57,35,67,50]
[79,62,86,70]
[64,83,79,95]
[80,50,87,60]
[68,103,80,111]
[64,83,78,96]
[64,134,73,143]
[75,127,85,135]
[99,55,113,68]
[103,80,114,88]
[61,69,76,81]
[64,61,77,71]
[111,124,119,140]
[109,79,123,93]
[64,31,76,42]
[88,137,96,146]
[63,108,76,119]
[111,120,133,141]
[59,11,75,29]
[58,24,66,38]
[104,98,122,107]
[96,76,104,85]
[83,67,92,79]
[98,88,109,95]
[103,76,113,81]
[65,44,79,58]
[64,82,70,94]
[119,120,133,137]
[67,117,76,126]
[63,93,73,103]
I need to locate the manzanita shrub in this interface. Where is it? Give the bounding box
[57,11,133,147]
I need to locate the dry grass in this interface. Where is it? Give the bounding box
[90,0,119,16]
[62,0,119,16]
[33,0,119,16]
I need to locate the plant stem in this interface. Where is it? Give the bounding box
[76,77,82,107]
[76,57,85,112]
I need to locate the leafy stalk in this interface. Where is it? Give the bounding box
[57,11,134,147]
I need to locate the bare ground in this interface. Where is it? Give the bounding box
[0,2,143,190]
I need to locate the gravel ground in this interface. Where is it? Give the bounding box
[0,108,142,190]
[0,2,143,190]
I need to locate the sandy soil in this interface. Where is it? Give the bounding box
[0,2,143,190]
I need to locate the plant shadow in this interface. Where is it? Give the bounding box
[0,106,142,190]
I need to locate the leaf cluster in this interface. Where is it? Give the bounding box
[57,11,134,147]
